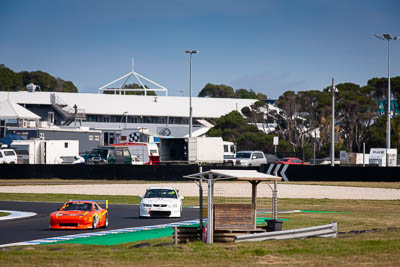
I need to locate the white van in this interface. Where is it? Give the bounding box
[235,150,267,167]
[0,148,18,164]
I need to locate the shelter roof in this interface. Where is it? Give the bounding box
[183,169,281,181]
[0,99,41,120]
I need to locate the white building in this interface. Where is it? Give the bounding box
[0,91,257,138]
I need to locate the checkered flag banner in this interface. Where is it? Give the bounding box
[129,132,141,142]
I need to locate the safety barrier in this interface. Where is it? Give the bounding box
[0,164,399,181]
[0,164,257,180]
[261,164,400,182]
[234,222,338,242]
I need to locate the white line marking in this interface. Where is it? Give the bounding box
[0,210,37,221]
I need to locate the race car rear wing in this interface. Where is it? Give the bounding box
[69,199,109,209]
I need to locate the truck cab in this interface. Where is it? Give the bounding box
[223,141,236,166]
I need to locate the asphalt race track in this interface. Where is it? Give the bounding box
[0,201,199,246]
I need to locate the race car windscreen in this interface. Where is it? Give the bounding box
[144,189,177,199]
[62,202,93,211]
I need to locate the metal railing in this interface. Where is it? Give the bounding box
[234,222,337,242]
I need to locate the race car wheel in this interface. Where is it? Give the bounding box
[102,214,109,228]
[92,215,99,229]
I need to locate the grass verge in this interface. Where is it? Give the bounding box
[1,229,399,266]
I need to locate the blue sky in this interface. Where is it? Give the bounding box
[1,0,399,99]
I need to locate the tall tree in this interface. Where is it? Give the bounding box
[0,66,24,91]
[276,91,301,151]
[335,83,378,152]
[235,88,257,99]
[198,83,235,98]
[198,83,267,99]
[207,111,290,152]
[0,66,78,92]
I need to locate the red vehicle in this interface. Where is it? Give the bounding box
[49,200,109,230]
[273,157,305,165]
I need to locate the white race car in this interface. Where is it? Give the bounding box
[139,187,183,218]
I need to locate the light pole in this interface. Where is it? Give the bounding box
[331,78,337,167]
[374,34,399,157]
[185,50,199,137]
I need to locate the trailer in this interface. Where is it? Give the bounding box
[10,139,41,164]
[7,126,101,155]
[159,137,224,164]
[11,139,80,164]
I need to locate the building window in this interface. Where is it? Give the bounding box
[64,142,68,148]
[144,117,151,123]
[129,117,138,123]
[103,116,110,122]
[87,115,97,122]
[110,116,118,123]
[47,112,54,125]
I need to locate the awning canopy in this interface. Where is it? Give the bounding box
[0,99,41,120]
[0,134,25,146]
[183,169,281,181]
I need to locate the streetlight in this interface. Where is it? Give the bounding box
[185,50,199,137]
[374,34,399,155]
[331,78,338,167]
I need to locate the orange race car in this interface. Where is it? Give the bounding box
[49,200,109,230]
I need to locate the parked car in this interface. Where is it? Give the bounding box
[273,157,305,165]
[0,148,17,164]
[235,151,267,166]
[72,155,85,164]
[87,146,132,164]
[60,155,85,164]
[139,187,183,218]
